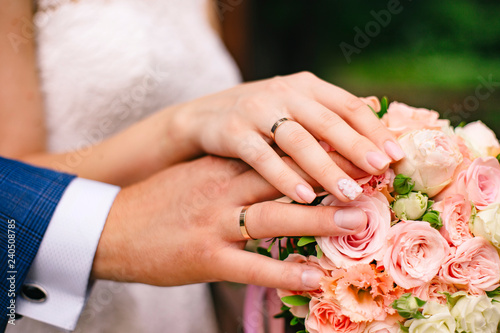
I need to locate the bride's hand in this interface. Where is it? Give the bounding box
[92,156,367,290]
[176,72,404,203]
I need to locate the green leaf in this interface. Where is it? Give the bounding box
[426,199,434,210]
[368,104,377,116]
[297,236,316,247]
[457,121,467,128]
[281,295,311,306]
[393,174,415,195]
[257,247,272,258]
[398,322,410,333]
[422,210,443,229]
[316,245,323,259]
[487,286,500,298]
[497,154,500,164]
[290,317,299,326]
[378,96,389,118]
[392,293,426,319]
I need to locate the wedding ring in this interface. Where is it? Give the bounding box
[270,117,293,141]
[239,205,255,240]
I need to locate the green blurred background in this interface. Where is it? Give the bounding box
[231,0,500,134]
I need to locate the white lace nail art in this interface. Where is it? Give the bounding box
[338,178,363,200]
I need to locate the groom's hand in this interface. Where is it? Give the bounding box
[91,156,367,291]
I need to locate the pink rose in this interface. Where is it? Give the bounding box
[393,130,463,197]
[383,221,450,289]
[277,254,327,318]
[439,237,500,294]
[364,314,402,333]
[381,102,450,137]
[305,298,366,333]
[409,276,458,305]
[451,157,500,209]
[433,194,473,246]
[317,193,390,269]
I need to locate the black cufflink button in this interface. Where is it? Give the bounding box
[21,283,48,303]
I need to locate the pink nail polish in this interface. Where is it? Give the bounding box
[334,208,367,230]
[366,151,391,170]
[384,141,406,161]
[301,270,324,289]
[337,178,363,200]
[296,184,316,203]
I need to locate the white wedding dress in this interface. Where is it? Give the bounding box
[8,0,241,332]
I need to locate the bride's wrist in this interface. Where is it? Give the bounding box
[164,103,204,159]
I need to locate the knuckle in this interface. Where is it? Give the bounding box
[266,77,291,93]
[316,160,336,179]
[294,71,317,82]
[286,128,313,150]
[251,148,275,166]
[280,264,303,290]
[275,169,293,189]
[345,96,366,113]
[316,112,342,133]
[236,94,266,112]
[349,137,369,152]
[313,208,337,234]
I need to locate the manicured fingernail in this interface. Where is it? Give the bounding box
[296,184,316,203]
[384,141,405,161]
[366,151,391,170]
[337,178,363,200]
[334,208,367,230]
[301,270,324,289]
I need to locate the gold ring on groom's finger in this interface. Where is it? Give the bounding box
[239,205,255,240]
[270,117,293,141]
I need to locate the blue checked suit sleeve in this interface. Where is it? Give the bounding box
[0,157,75,331]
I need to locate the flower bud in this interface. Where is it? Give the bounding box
[392,192,428,220]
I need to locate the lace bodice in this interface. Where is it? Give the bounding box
[35,0,240,152]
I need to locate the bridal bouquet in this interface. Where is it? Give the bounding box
[269,100,500,333]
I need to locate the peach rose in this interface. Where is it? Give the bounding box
[384,221,450,289]
[409,276,458,305]
[364,314,402,333]
[277,254,327,318]
[433,194,473,246]
[381,102,450,138]
[455,121,500,158]
[317,193,390,269]
[305,298,366,333]
[393,130,463,197]
[440,237,500,294]
[452,157,500,209]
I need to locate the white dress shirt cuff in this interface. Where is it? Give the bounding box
[16,178,120,330]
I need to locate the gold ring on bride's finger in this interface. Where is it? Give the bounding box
[270,117,293,141]
[239,205,255,240]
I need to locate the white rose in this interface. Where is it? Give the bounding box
[450,292,500,333]
[394,130,463,197]
[392,192,428,220]
[471,203,500,251]
[455,121,500,158]
[405,302,456,333]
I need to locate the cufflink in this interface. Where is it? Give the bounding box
[21,283,47,303]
